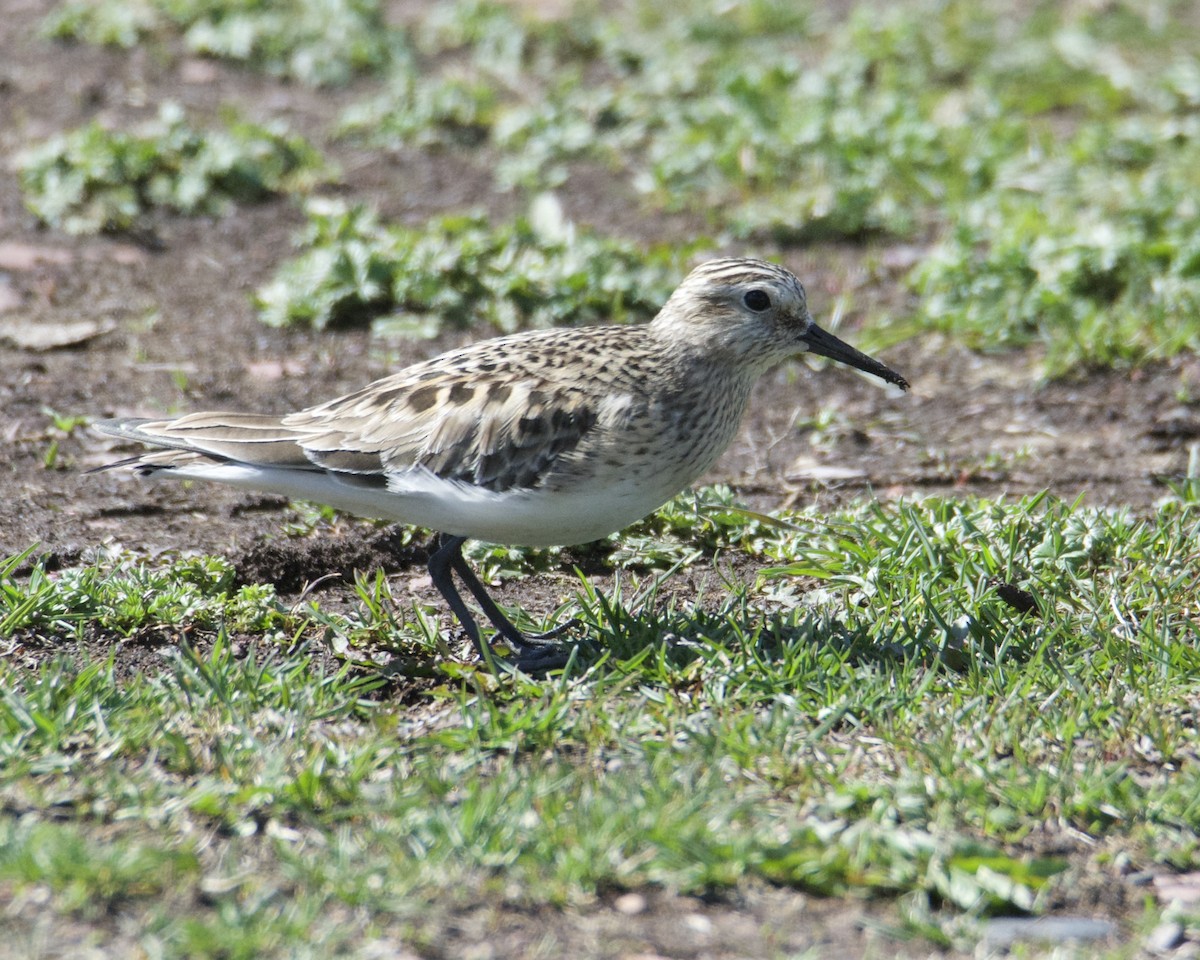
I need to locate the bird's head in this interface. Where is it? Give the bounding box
[652,258,909,391]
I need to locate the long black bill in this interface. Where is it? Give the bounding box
[801,322,909,391]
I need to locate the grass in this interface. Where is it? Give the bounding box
[4,489,1200,955]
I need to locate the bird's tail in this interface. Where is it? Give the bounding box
[90,413,312,475]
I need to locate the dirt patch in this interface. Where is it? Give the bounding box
[232,524,427,593]
[397,885,968,960]
[0,878,987,960]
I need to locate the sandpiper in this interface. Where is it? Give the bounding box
[92,258,907,671]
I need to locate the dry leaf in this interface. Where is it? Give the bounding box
[0,242,73,271]
[244,359,308,380]
[0,317,114,350]
[786,458,868,482]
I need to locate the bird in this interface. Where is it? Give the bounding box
[91,257,908,672]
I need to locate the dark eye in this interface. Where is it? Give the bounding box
[743,289,771,312]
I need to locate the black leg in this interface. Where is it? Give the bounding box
[448,548,530,648]
[452,554,579,643]
[426,535,491,663]
[429,534,572,673]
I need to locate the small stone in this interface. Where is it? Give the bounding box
[1154,872,1200,904]
[356,942,420,960]
[981,916,1117,948]
[0,281,21,314]
[613,893,646,916]
[199,874,242,895]
[180,58,220,84]
[683,913,712,935]
[1147,921,1186,953]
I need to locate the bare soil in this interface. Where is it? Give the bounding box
[2,1,1196,956]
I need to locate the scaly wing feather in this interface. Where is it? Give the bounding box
[94,327,645,491]
[283,334,612,490]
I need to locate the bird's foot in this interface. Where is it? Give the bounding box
[523,618,581,643]
[493,632,577,675]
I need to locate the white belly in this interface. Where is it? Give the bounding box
[155,461,688,546]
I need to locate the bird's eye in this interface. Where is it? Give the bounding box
[743,289,771,312]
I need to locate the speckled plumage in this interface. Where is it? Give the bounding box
[92,258,907,670]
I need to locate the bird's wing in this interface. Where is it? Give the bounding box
[283,359,605,491]
[95,330,632,491]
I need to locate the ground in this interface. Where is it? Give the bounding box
[2,1,1199,957]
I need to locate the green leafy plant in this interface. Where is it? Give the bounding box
[256,197,692,333]
[43,0,394,86]
[907,135,1200,374]
[16,104,327,235]
[1,550,289,637]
